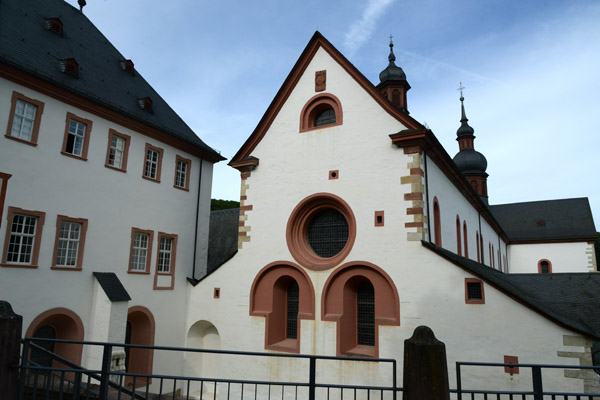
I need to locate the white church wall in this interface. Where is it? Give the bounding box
[508,241,594,273]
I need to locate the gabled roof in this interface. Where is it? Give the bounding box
[93,272,131,302]
[0,0,224,162]
[490,198,597,243]
[231,31,424,164]
[423,241,600,340]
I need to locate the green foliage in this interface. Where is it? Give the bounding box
[211,198,240,211]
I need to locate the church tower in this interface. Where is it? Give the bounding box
[452,86,489,204]
[376,36,411,113]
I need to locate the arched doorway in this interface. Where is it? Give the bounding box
[186,320,221,398]
[26,308,84,368]
[126,306,155,388]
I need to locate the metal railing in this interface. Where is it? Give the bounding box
[454,361,600,400]
[18,337,399,399]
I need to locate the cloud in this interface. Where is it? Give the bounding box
[344,0,396,57]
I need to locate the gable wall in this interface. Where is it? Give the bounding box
[508,241,595,273]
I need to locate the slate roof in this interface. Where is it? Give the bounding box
[489,198,597,242]
[93,272,131,302]
[423,241,600,340]
[207,208,240,273]
[0,0,223,161]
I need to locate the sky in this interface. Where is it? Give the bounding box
[65,0,600,224]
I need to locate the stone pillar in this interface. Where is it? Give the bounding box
[0,301,23,400]
[403,326,450,400]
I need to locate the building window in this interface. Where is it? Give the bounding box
[249,262,316,353]
[174,155,191,190]
[128,228,153,274]
[480,234,485,264]
[61,113,92,160]
[314,108,336,126]
[538,259,552,274]
[463,221,469,259]
[1,207,45,268]
[456,215,462,256]
[286,193,356,270]
[5,92,45,146]
[322,263,400,358]
[154,233,177,290]
[465,278,485,304]
[286,281,299,340]
[433,197,442,246]
[299,93,343,133]
[52,215,88,270]
[105,130,131,172]
[357,282,375,346]
[142,144,163,182]
[476,231,480,262]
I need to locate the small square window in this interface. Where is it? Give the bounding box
[105,130,131,172]
[142,144,164,182]
[465,278,485,304]
[374,211,384,227]
[174,155,191,190]
[329,170,339,180]
[5,92,45,146]
[61,113,92,160]
[128,228,153,274]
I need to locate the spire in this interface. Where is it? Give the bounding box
[377,34,411,112]
[456,82,474,138]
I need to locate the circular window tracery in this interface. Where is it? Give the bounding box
[286,193,356,270]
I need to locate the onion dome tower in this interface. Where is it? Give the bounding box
[452,85,489,204]
[376,35,411,113]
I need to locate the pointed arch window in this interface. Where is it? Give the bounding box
[433,197,442,246]
[456,215,462,256]
[463,221,469,258]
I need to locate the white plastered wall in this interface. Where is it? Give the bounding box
[508,241,595,273]
[0,77,214,382]
[185,47,588,393]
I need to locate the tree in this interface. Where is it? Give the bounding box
[211,199,240,211]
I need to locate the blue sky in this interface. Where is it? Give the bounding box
[66,0,600,223]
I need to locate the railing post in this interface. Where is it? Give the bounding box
[98,343,113,399]
[532,366,543,400]
[393,359,397,400]
[17,340,29,400]
[456,362,462,400]
[308,355,316,400]
[0,300,23,400]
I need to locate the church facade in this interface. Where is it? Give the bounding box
[187,32,599,395]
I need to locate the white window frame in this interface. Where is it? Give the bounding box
[7,214,37,264]
[11,99,37,141]
[131,232,150,271]
[108,135,126,169]
[55,221,81,267]
[157,236,173,273]
[66,119,86,157]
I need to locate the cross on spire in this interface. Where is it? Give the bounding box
[457,82,466,101]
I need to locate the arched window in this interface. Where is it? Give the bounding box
[456,215,462,256]
[538,259,552,274]
[314,108,336,126]
[476,231,480,262]
[463,221,469,259]
[433,197,442,246]
[357,282,375,346]
[480,234,485,264]
[31,326,56,367]
[489,243,493,268]
[250,262,315,353]
[300,93,343,132]
[286,281,299,339]
[322,262,400,357]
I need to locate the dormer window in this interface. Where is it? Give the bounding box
[120,59,135,75]
[45,18,63,35]
[138,97,153,113]
[60,58,78,77]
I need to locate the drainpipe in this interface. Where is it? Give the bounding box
[191,159,204,281]
[424,151,432,244]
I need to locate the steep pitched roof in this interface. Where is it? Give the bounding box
[0,0,224,162]
[231,31,424,164]
[490,198,597,243]
[423,241,600,340]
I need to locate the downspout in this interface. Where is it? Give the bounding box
[191,158,204,281]
[424,151,432,244]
